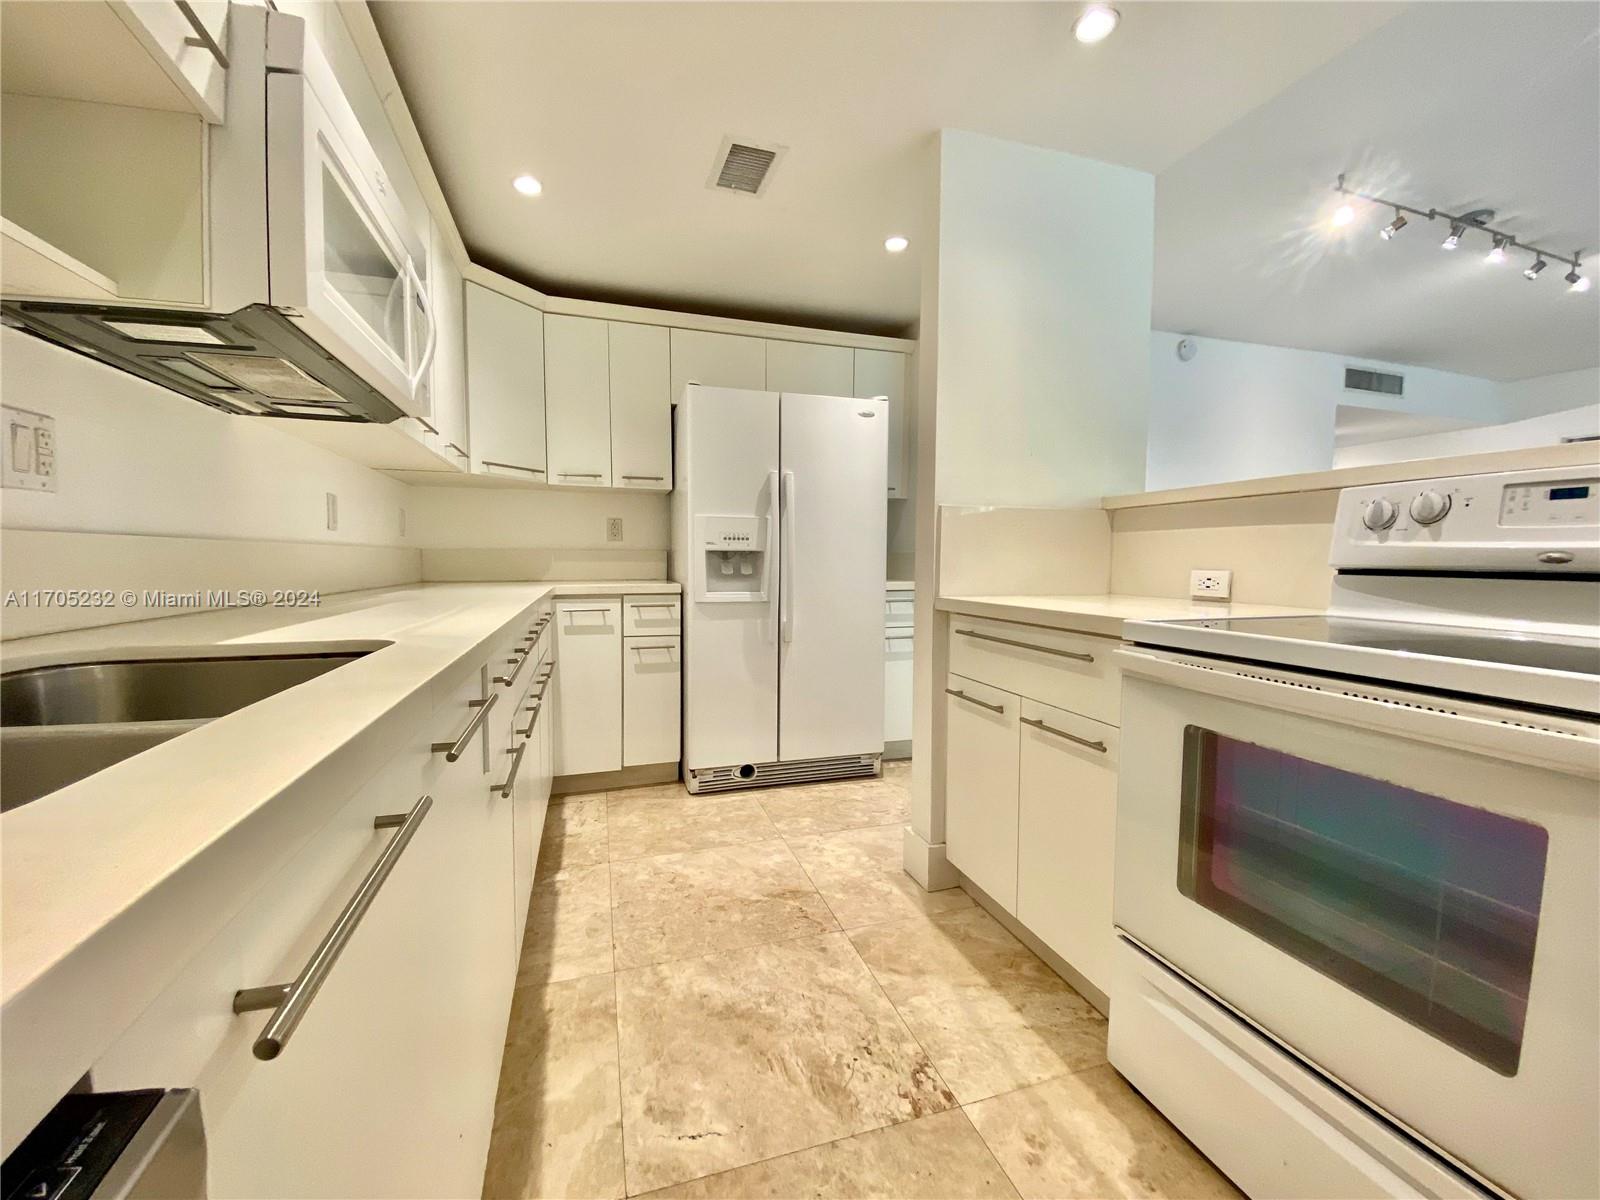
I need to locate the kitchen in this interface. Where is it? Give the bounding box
[1,2,1596,1199]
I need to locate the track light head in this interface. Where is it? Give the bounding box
[1485,235,1510,264]
[1565,266,1590,293]
[1380,211,1407,240]
[1524,257,1547,280]
[1441,222,1467,250]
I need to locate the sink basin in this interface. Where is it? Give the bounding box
[2,651,370,726]
[1,650,373,810]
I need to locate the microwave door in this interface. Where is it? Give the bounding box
[265,61,418,418]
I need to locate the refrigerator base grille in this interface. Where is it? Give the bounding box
[687,754,880,794]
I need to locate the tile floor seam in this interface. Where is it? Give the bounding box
[953,1105,1029,1200]
[608,921,854,978]
[772,831,850,937]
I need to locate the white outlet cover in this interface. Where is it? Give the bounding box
[1189,568,1233,601]
[3,405,57,492]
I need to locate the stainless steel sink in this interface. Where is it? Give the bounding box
[1,650,373,810]
[2,651,370,726]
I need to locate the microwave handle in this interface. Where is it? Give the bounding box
[406,258,439,392]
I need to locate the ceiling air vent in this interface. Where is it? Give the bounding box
[709,138,784,196]
[1344,366,1405,397]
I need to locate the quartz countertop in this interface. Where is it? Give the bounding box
[936,593,1319,639]
[0,579,678,1154]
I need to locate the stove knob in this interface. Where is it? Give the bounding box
[1409,489,1452,525]
[1362,497,1398,530]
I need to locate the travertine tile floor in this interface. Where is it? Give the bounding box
[483,761,1240,1200]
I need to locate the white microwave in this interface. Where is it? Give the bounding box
[2,6,434,424]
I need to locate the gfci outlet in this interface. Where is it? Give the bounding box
[1189,569,1232,601]
[606,517,623,542]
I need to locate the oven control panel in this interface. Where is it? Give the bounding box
[1332,465,1600,572]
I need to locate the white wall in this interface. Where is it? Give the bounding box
[1496,367,1600,419]
[1146,332,1503,490]
[1333,403,1600,468]
[407,486,668,550]
[933,131,1152,507]
[1,330,412,547]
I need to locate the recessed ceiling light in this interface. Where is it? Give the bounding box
[1073,4,1120,43]
[1331,204,1355,228]
[884,235,909,254]
[512,174,542,197]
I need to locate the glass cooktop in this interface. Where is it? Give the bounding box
[1159,615,1600,678]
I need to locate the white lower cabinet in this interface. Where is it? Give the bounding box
[553,600,623,776]
[943,673,1020,912]
[1016,698,1120,998]
[90,662,516,1199]
[623,635,680,766]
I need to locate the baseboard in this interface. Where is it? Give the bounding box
[958,875,1111,1017]
[901,825,960,891]
[883,738,912,761]
[553,762,678,795]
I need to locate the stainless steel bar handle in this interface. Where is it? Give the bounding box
[559,472,603,479]
[1021,716,1107,753]
[517,704,540,737]
[482,461,544,476]
[955,628,1093,663]
[630,644,678,652]
[175,0,230,67]
[631,602,677,610]
[563,607,612,615]
[495,649,530,688]
[945,687,1004,714]
[621,474,665,481]
[493,742,528,796]
[430,693,497,761]
[445,442,467,459]
[884,632,914,641]
[233,794,432,1060]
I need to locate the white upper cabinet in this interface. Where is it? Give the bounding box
[609,321,672,491]
[854,349,911,499]
[466,283,547,481]
[544,313,613,488]
[765,340,853,395]
[426,220,468,467]
[670,328,766,398]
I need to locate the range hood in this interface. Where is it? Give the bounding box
[1,302,405,422]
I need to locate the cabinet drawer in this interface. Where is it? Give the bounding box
[884,590,915,628]
[946,615,1120,725]
[943,673,1020,913]
[623,594,681,636]
[623,635,681,767]
[1016,699,1118,998]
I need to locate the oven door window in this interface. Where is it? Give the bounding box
[1179,727,1548,1076]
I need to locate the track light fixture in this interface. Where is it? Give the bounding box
[1333,176,1590,296]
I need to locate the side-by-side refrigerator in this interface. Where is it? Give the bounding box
[671,384,887,793]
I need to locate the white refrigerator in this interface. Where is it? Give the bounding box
[671,385,887,793]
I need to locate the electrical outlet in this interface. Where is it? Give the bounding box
[606,517,623,542]
[325,492,339,532]
[1189,569,1232,601]
[2,405,57,492]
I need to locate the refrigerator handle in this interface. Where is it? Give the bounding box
[780,469,796,644]
[766,468,780,641]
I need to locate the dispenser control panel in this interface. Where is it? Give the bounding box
[696,515,769,602]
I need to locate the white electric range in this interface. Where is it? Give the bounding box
[1109,465,1599,1200]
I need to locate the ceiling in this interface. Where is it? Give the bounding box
[371,0,1401,334]
[1154,2,1600,381]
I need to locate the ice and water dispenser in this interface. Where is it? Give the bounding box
[696,515,769,602]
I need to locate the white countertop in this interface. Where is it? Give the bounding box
[0,580,677,1150]
[936,593,1319,638]
[887,579,915,591]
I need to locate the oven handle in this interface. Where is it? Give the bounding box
[1115,645,1600,779]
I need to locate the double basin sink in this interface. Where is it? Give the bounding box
[1,651,373,810]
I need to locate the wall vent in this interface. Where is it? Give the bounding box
[1344,366,1405,396]
[709,138,784,196]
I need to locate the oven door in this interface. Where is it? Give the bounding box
[264,34,430,420]
[1114,646,1599,1200]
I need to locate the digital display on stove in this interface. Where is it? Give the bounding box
[1549,485,1590,501]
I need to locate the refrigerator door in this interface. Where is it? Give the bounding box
[678,386,782,770]
[778,392,888,761]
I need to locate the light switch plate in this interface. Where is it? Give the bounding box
[1189,569,1232,601]
[3,405,57,492]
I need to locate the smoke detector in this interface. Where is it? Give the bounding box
[708,137,785,197]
